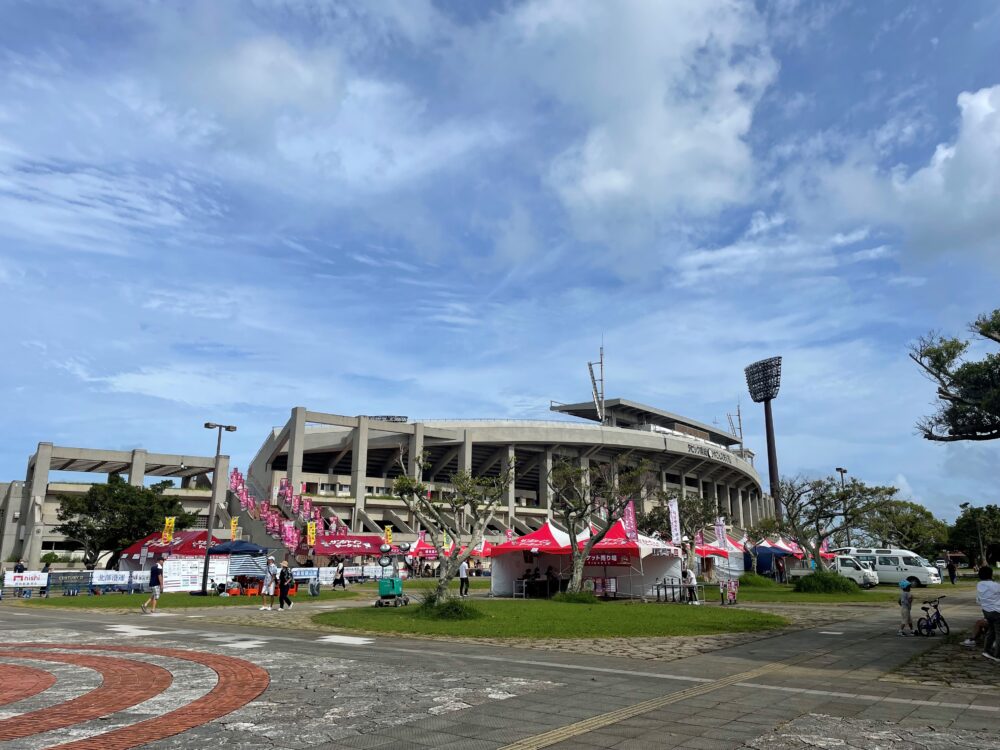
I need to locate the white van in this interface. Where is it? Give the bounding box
[831,547,941,587]
[786,555,879,588]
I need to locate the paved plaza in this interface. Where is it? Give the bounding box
[0,589,997,749]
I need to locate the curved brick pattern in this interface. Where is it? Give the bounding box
[0,650,172,741]
[0,644,270,750]
[0,663,57,707]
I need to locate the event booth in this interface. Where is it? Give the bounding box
[490,520,681,598]
[118,531,220,571]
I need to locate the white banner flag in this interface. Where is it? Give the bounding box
[668,498,681,544]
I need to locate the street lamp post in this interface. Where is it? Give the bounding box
[201,422,237,594]
[836,467,850,547]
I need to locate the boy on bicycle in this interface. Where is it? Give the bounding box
[976,566,1000,661]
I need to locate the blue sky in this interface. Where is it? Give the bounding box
[1,1,997,521]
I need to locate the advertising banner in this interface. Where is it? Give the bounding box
[163,557,229,592]
[230,517,239,539]
[91,570,130,586]
[668,498,681,544]
[585,553,632,567]
[714,517,727,548]
[307,521,317,547]
[161,516,175,544]
[291,568,318,579]
[132,571,151,586]
[622,500,638,541]
[4,571,48,588]
[384,526,393,545]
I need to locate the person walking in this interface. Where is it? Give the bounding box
[946,559,958,585]
[141,554,166,614]
[976,565,1000,661]
[277,561,294,610]
[458,558,470,598]
[897,580,915,636]
[682,567,700,605]
[260,555,278,611]
[332,558,347,590]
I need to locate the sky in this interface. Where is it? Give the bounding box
[1,1,998,521]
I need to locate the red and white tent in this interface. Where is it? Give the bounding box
[120,531,221,569]
[491,520,681,597]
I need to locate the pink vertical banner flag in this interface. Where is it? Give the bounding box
[302,498,312,518]
[668,498,681,544]
[714,517,727,547]
[505,528,514,542]
[292,495,301,515]
[622,500,638,541]
[695,529,704,546]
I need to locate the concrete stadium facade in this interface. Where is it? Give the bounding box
[247,399,770,539]
[0,444,228,569]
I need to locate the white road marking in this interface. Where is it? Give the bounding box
[220,640,269,650]
[186,615,206,618]
[200,634,272,643]
[819,631,844,635]
[316,634,374,646]
[735,681,1000,713]
[106,624,169,637]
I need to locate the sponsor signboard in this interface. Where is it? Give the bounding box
[163,557,229,592]
[132,571,151,586]
[291,568,318,579]
[4,571,49,588]
[585,553,632,566]
[91,570,130,586]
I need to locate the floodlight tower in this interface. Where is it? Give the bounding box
[744,357,783,521]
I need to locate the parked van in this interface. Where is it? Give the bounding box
[787,555,879,588]
[831,547,941,586]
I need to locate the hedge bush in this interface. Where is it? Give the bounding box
[416,592,483,620]
[793,571,859,594]
[739,573,778,588]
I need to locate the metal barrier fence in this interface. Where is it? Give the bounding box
[653,576,705,603]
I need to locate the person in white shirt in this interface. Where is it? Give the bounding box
[976,566,1000,661]
[260,555,278,611]
[458,559,470,597]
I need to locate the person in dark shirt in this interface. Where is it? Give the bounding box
[141,555,167,614]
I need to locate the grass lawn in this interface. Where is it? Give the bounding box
[11,589,358,609]
[354,578,492,592]
[313,599,787,638]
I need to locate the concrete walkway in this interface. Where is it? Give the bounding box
[0,587,996,749]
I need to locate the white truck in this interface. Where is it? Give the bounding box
[786,554,879,588]
[831,547,941,587]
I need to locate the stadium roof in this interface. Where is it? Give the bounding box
[550,398,738,447]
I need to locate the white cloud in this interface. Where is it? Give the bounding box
[792,85,1000,264]
[463,0,777,252]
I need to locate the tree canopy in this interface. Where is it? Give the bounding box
[910,309,1000,442]
[778,475,897,570]
[392,457,513,599]
[54,475,196,569]
[949,503,1000,566]
[854,500,949,558]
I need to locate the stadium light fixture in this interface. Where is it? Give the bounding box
[744,357,783,521]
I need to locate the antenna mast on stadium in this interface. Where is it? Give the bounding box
[588,345,606,425]
[727,401,744,452]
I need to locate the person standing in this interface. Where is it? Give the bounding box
[682,567,700,605]
[277,561,294,610]
[458,558,470,598]
[947,559,958,586]
[976,566,1000,661]
[260,555,278,611]
[141,555,166,614]
[897,580,915,636]
[775,556,786,584]
[332,557,347,590]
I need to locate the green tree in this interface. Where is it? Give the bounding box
[949,504,1000,567]
[549,458,657,593]
[778,475,897,570]
[54,475,196,569]
[910,309,1000,442]
[856,500,949,557]
[392,457,513,600]
[636,506,671,537]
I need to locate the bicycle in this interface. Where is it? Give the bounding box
[917,596,949,637]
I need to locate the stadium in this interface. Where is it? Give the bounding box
[245,398,770,540]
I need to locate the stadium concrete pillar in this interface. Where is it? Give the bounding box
[679,473,687,502]
[540,448,553,517]
[129,449,147,487]
[350,416,369,531]
[286,407,306,495]
[735,487,745,528]
[712,482,720,515]
[501,444,516,519]
[408,423,424,479]
[24,443,52,569]
[459,432,473,474]
[742,488,753,529]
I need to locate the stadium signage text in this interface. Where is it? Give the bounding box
[367,416,408,423]
[687,444,734,465]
